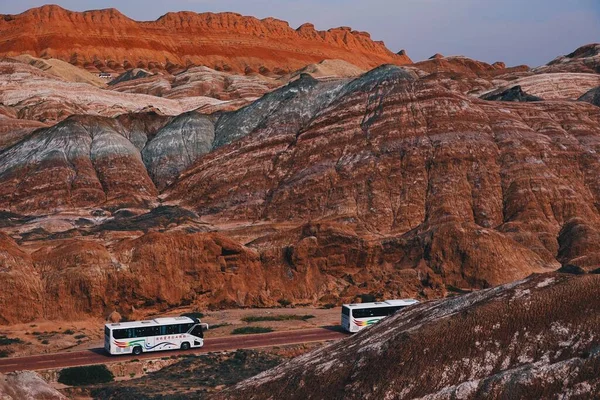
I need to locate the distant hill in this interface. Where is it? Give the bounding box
[0,5,412,75]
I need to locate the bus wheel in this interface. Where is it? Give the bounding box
[181,342,190,351]
[132,346,143,356]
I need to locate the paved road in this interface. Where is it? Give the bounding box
[0,327,347,373]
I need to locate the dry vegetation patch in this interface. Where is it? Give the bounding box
[89,350,283,399]
[241,315,315,323]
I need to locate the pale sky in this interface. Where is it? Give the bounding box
[1,0,599,67]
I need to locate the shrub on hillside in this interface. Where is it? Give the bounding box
[242,315,315,323]
[231,327,274,335]
[181,312,204,319]
[58,365,114,386]
[277,299,292,307]
[0,336,22,346]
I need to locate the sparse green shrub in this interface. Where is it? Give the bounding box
[321,303,336,309]
[209,323,230,329]
[241,315,315,323]
[0,350,10,358]
[231,326,274,335]
[63,329,75,335]
[74,334,87,340]
[58,365,114,386]
[181,312,204,319]
[0,336,23,346]
[143,299,156,307]
[277,298,292,307]
[41,340,49,345]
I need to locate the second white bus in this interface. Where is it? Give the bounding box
[104,316,209,355]
[341,299,419,333]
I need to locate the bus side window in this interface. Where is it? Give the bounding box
[165,325,178,335]
[113,328,133,339]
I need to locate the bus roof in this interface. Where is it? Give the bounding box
[342,299,419,309]
[104,316,196,330]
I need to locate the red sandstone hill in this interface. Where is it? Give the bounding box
[0,5,411,74]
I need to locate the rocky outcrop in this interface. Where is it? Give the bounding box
[108,68,153,86]
[0,115,160,213]
[0,5,411,74]
[579,86,600,107]
[486,73,600,100]
[480,85,542,102]
[280,59,366,82]
[0,371,66,399]
[0,233,43,324]
[0,114,47,151]
[12,54,106,87]
[142,112,215,189]
[32,240,115,320]
[109,66,278,102]
[164,67,277,100]
[537,43,600,74]
[220,273,600,399]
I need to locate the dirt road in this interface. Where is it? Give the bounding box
[0,327,347,373]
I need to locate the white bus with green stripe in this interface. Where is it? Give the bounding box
[341,299,419,333]
[104,317,209,355]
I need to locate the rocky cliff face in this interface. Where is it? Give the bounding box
[0,5,411,74]
[1,42,600,323]
[219,272,600,399]
[0,371,66,400]
[0,233,43,324]
[167,65,600,274]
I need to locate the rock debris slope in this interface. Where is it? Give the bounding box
[219,273,600,400]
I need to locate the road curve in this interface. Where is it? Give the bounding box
[0,327,348,373]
